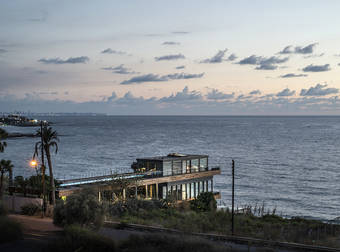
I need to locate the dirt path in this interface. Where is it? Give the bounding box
[0,214,62,252]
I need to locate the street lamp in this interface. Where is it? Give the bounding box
[30,159,38,175]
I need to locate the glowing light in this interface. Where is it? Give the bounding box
[30,160,37,167]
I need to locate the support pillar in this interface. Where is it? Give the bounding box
[155,183,159,200]
[135,186,138,198]
[123,188,126,200]
[98,190,101,202]
[145,185,148,198]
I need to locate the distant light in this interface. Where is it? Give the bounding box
[30,160,37,167]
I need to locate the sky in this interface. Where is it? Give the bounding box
[1,0,340,115]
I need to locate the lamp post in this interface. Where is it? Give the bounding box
[30,160,38,175]
[40,121,46,218]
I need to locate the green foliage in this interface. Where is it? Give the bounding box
[0,128,8,153]
[47,225,116,252]
[20,203,40,216]
[0,216,23,243]
[190,192,217,212]
[53,188,105,229]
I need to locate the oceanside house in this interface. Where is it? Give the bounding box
[58,153,221,201]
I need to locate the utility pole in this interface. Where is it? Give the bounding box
[40,121,46,218]
[231,159,235,235]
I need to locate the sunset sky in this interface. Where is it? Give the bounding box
[1,0,340,114]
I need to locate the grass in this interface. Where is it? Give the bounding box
[107,200,340,248]
[46,225,116,252]
[47,225,238,252]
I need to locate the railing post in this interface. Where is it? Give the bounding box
[231,159,235,235]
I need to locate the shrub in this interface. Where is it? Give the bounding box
[190,192,217,212]
[53,188,105,229]
[46,225,116,252]
[21,203,40,216]
[0,216,23,243]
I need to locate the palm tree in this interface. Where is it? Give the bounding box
[0,128,8,153]
[0,159,13,199]
[35,126,59,205]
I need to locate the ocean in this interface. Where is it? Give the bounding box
[1,116,340,221]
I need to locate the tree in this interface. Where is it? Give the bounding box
[35,126,59,206]
[0,159,13,199]
[0,129,8,153]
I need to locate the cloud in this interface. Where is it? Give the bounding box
[0,49,7,53]
[155,54,185,61]
[200,49,228,63]
[227,53,237,61]
[28,10,48,22]
[121,72,204,84]
[162,41,180,45]
[101,64,137,74]
[107,92,118,102]
[101,48,126,55]
[206,89,234,100]
[300,84,339,96]
[249,90,261,95]
[38,56,89,64]
[302,64,330,72]
[172,31,190,34]
[175,65,185,69]
[238,55,289,70]
[303,53,324,58]
[280,73,308,78]
[279,43,317,54]
[276,88,295,97]
[160,86,202,103]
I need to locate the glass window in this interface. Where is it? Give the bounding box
[195,182,198,197]
[163,161,172,176]
[182,160,187,174]
[191,183,195,198]
[173,160,182,175]
[186,183,190,199]
[186,160,191,173]
[191,159,199,173]
[200,158,207,171]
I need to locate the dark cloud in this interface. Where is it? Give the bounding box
[172,31,190,34]
[107,92,118,102]
[279,43,317,54]
[101,64,137,74]
[121,72,204,85]
[155,54,185,61]
[28,10,48,22]
[303,53,324,58]
[101,48,126,55]
[300,84,339,96]
[238,55,288,70]
[160,86,202,103]
[162,41,180,45]
[38,56,89,64]
[175,65,185,69]
[206,89,234,100]
[227,53,237,61]
[276,88,295,97]
[302,64,330,72]
[0,49,7,53]
[200,49,228,63]
[249,90,261,95]
[280,73,308,78]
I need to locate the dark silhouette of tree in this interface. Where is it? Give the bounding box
[35,126,59,206]
[0,159,13,198]
[0,129,8,153]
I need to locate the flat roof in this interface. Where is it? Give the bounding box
[136,153,208,161]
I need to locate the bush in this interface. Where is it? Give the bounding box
[21,203,40,216]
[190,192,217,212]
[53,188,105,229]
[0,216,23,243]
[46,225,116,252]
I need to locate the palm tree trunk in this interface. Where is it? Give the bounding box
[0,171,3,199]
[45,148,56,205]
